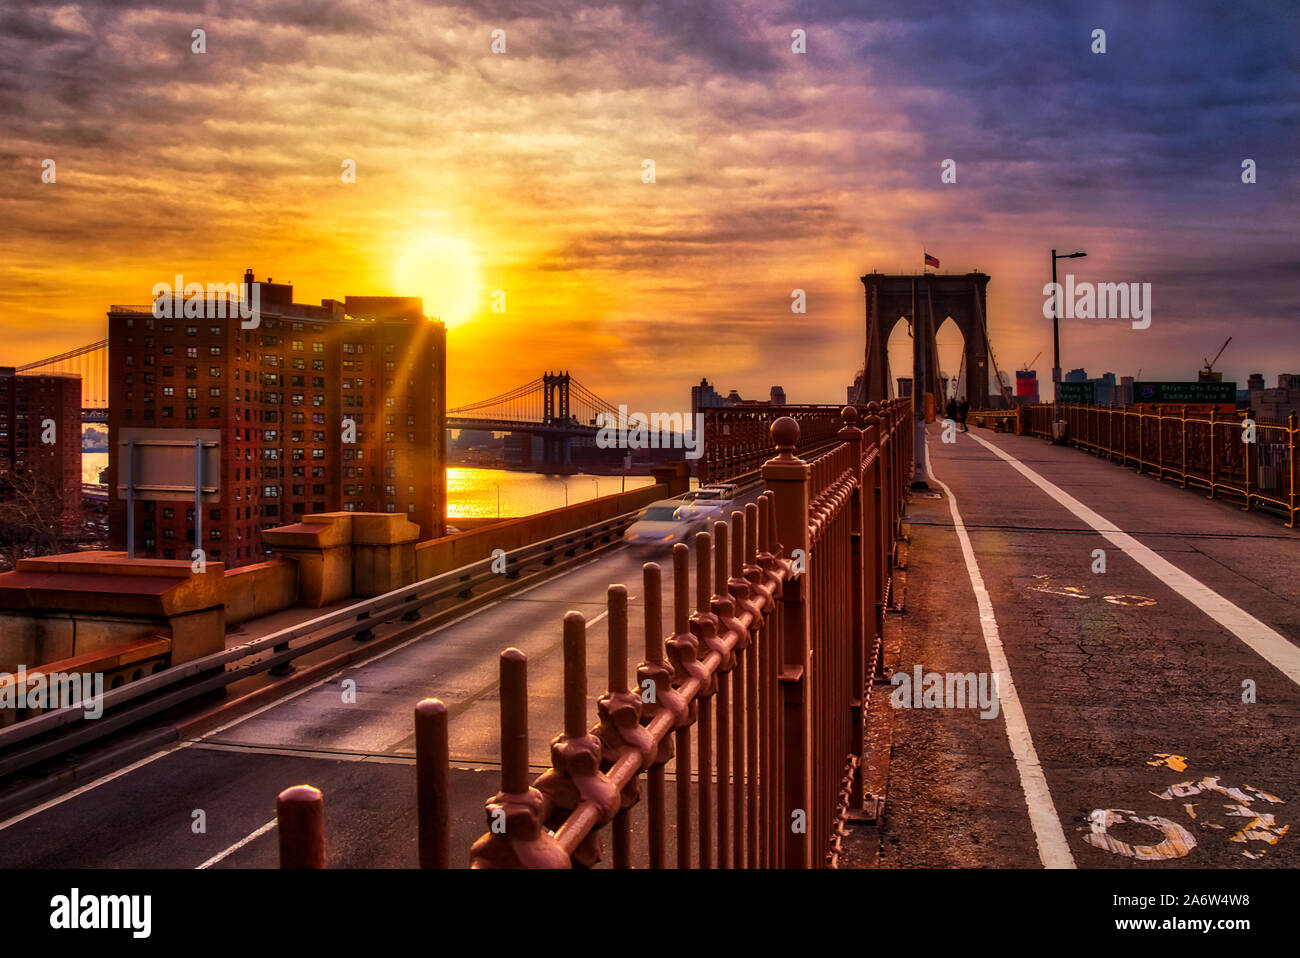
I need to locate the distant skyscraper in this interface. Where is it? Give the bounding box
[1065,368,1089,383]
[847,370,865,404]
[691,378,724,417]
[769,385,786,405]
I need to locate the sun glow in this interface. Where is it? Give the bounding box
[393,235,483,329]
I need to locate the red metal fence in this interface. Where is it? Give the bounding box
[997,403,1296,526]
[275,399,913,868]
[699,403,874,486]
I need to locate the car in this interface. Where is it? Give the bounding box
[673,484,739,526]
[623,500,709,549]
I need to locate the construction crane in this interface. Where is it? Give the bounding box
[1200,337,1232,382]
[1021,351,1041,372]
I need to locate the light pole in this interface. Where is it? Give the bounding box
[590,477,600,499]
[494,481,501,519]
[1051,248,1087,423]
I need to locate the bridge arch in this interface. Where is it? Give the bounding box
[860,272,995,410]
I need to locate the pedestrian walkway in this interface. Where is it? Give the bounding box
[877,421,1300,868]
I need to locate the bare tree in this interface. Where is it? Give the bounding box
[0,472,74,571]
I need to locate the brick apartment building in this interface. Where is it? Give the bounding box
[0,368,82,525]
[106,271,447,568]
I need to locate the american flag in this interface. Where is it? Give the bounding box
[924,252,940,269]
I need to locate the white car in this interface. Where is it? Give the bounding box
[673,484,739,526]
[623,501,708,550]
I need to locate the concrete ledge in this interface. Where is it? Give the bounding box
[0,554,226,672]
[415,483,671,580]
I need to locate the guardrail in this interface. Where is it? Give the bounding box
[0,506,651,778]
[275,400,913,868]
[699,401,910,486]
[979,403,1296,526]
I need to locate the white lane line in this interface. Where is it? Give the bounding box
[966,430,1300,687]
[196,818,276,870]
[0,602,497,835]
[926,436,1077,869]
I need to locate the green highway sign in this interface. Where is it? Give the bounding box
[1059,381,1096,404]
[1133,381,1237,404]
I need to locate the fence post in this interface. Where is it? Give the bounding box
[863,406,887,663]
[277,785,326,869]
[837,408,867,812]
[761,417,812,868]
[469,649,570,868]
[1244,414,1256,512]
[1290,412,1298,528]
[1209,408,1217,499]
[1180,406,1188,488]
[415,698,450,869]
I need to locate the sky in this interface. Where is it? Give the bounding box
[1,0,1297,413]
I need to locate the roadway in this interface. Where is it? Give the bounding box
[877,421,1299,868]
[0,489,761,869]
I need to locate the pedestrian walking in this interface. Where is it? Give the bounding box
[958,397,969,432]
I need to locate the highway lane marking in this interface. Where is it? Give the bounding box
[0,544,654,840]
[965,430,1300,688]
[0,602,499,837]
[925,436,1078,869]
[196,818,276,870]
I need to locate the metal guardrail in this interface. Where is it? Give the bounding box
[981,403,1297,526]
[0,505,652,777]
[698,404,882,486]
[274,401,915,869]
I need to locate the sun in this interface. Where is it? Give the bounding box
[392,235,483,329]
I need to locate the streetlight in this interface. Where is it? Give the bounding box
[494,481,501,519]
[1051,248,1087,426]
[589,477,600,499]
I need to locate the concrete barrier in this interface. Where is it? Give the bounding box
[0,553,227,671]
[415,482,672,580]
[224,559,299,626]
[0,466,693,673]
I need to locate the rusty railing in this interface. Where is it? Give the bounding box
[275,398,913,868]
[700,403,882,486]
[979,402,1296,526]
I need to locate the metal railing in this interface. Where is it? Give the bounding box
[699,403,890,486]
[981,403,1297,526]
[276,399,914,868]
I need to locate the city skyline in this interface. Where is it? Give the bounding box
[2,0,1297,414]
